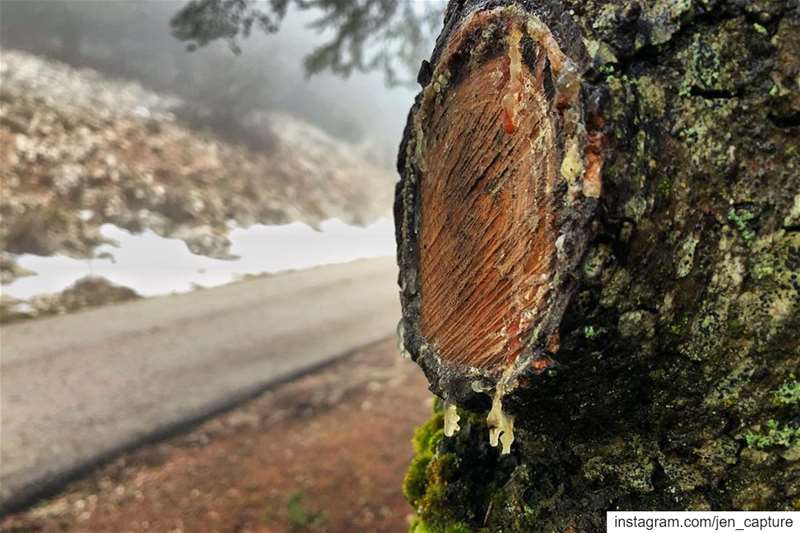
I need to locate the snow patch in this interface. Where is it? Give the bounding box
[2,219,395,299]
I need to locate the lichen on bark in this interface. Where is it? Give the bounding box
[397,0,800,531]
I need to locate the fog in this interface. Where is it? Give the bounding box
[0,0,438,168]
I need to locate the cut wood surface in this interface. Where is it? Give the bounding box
[397,3,603,405]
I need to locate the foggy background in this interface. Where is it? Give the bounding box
[0,0,427,169]
[0,0,445,315]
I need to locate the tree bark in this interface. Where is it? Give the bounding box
[395,0,800,530]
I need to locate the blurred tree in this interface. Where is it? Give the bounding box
[170,0,444,86]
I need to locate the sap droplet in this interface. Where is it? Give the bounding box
[500,25,523,135]
[486,390,515,454]
[471,380,491,393]
[443,402,461,437]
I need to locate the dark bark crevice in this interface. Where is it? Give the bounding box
[769,112,800,129]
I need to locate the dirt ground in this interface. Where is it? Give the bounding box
[1,338,432,533]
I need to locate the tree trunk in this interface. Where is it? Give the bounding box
[395,0,800,530]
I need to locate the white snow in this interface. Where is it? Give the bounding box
[2,218,395,300]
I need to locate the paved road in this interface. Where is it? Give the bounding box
[0,258,399,513]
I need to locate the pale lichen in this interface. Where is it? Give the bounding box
[676,233,699,278]
[784,193,800,228]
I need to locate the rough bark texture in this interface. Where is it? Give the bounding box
[395,0,800,531]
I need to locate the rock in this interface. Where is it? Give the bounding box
[171,225,234,259]
[0,253,35,284]
[38,276,139,316]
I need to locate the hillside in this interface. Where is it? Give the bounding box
[0,50,394,269]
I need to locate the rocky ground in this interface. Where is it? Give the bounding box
[0,49,395,318]
[0,338,430,533]
[0,275,140,323]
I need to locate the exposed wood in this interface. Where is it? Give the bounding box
[396,3,604,405]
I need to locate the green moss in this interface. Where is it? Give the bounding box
[413,411,445,455]
[745,419,800,449]
[727,208,756,247]
[744,377,800,449]
[584,325,606,339]
[409,516,429,533]
[443,522,472,533]
[418,454,459,519]
[405,409,446,506]
[596,63,616,76]
[479,465,571,531]
[774,378,800,406]
[404,454,433,505]
[409,517,473,533]
[404,404,469,533]
[751,262,774,281]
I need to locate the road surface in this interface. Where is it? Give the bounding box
[0,257,399,513]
